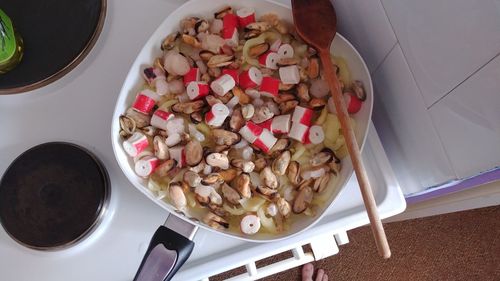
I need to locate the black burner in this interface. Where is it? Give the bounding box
[0,142,110,250]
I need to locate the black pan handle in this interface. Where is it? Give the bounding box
[134,217,196,281]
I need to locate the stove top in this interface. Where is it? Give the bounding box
[0,1,405,280]
[0,142,110,250]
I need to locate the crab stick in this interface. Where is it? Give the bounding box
[211,74,236,96]
[134,156,160,177]
[205,103,230,127]
[239,66,263,89]
[123,132,149,157]
[236,8,255,27]
[150,109,174,131]
[187,81,210,100]
[259,76,280,98]
[132,89,160,114]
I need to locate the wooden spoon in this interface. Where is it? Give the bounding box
[292,0,391,258]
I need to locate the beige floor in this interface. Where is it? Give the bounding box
[213,205,500,281]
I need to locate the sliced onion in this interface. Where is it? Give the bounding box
[223,204,246,216]
[257,207,277,233]
[293,44,308,58]
[171,169,185,183]
[195,123,211,137]
[242,36,266,66]
[186,192,197,208]
[148,177,164,192]
[188,124,205,142]
[159,99,178,111]
[304,207,316,217]
[134,150,154,163]
[239,197,266,212]
[156,190,168,200]
[195,60,208,75]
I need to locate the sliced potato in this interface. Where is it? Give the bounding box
[315,107,328,125]
[331,55,351,87]
[323,114,340,143]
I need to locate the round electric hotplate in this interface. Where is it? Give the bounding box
[0,0,106,94]
[0,142,110,250]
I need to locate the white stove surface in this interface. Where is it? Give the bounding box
[0,0,405,280]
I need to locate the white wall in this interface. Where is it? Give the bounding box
[333,0,500,195]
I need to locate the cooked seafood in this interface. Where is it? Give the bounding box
[119,5,367,236]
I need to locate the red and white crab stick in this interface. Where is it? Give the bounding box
[183,67,200,86]
[289,106,314,142]
[210,74,236,96]
[253,128,277,153]
[308,125,325,144]
[123,132,149,157]
[205,103,230,127]
[239,66,263,89]
[279,65,300,85]
[169,146,186,168]
[289,122,309,143]
[187,81,210,100]
[277,44,294,59]
[150,109,174,131]
[259,114,291,134]
[344,93,362,114]
[222,68,239,85]
[236,8,255,27]
[132,89,160,115]
[135,155,160,177]
[259,76,280,98]
[239,120,262,143]
[292,106,313,126]
[270,39,282,52]
[327,93,363,114]
[259,51,279,70]
[239,121,277,153]
[222,13,239,47]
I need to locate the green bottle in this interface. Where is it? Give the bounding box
[0,9,23,74]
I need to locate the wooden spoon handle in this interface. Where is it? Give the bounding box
[319,50,391,259]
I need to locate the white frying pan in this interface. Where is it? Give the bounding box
[111,0,373,279]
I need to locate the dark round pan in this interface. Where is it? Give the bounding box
[0,0,106,94]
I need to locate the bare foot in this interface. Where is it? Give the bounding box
[302,263,328,281]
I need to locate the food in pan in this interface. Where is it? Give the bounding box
[118,6,367,235]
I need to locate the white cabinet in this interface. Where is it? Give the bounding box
[381,0,500,107]
[429,55,500,179]
[371,45,456,193]
[333,0,500,195]
[333,0,397,72]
